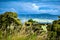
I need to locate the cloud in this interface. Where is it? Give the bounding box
[33,18,54,23]
[8,8,16,12]
[0,8,16,13]
[0,1,60,15]
[39,9,58,13]
[32,4,39,10]
[18,3,40,12]
[19,2,59,14]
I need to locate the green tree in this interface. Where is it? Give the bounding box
[58,16,60,20]
[28,19,37,23]
[47,16,60,40]
[4,12,17,18]
[0,12,22,39]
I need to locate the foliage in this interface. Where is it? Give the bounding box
[52,20,60,32]
[47,16,60,40]
[0,12,22,40]
[47,31,57,40]
[4,12,18,18]
[28,19,37,23]
[58,16,60,18]
[0,12,60,40]
[58,16,60,21]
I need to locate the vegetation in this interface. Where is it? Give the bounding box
[0,12,60,40]
[47,16,60,40]
[0,12,22,40]
[28,19,38,23]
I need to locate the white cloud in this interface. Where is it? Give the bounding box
[0,8,16,13]
[8,8,16,12]
[18,2,60,14]
[33,18,54,23]
[0,2,60,15]
[32,4,39,10]
[39,9,58,13]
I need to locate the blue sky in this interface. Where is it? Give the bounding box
[0,0,60,15]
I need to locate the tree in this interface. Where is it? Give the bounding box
[58,16,60,18]
[4,12,17,18]
[28,19,33,22]
[28,19,37,23]
[58,16,60,20]
[0,12,22,35]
